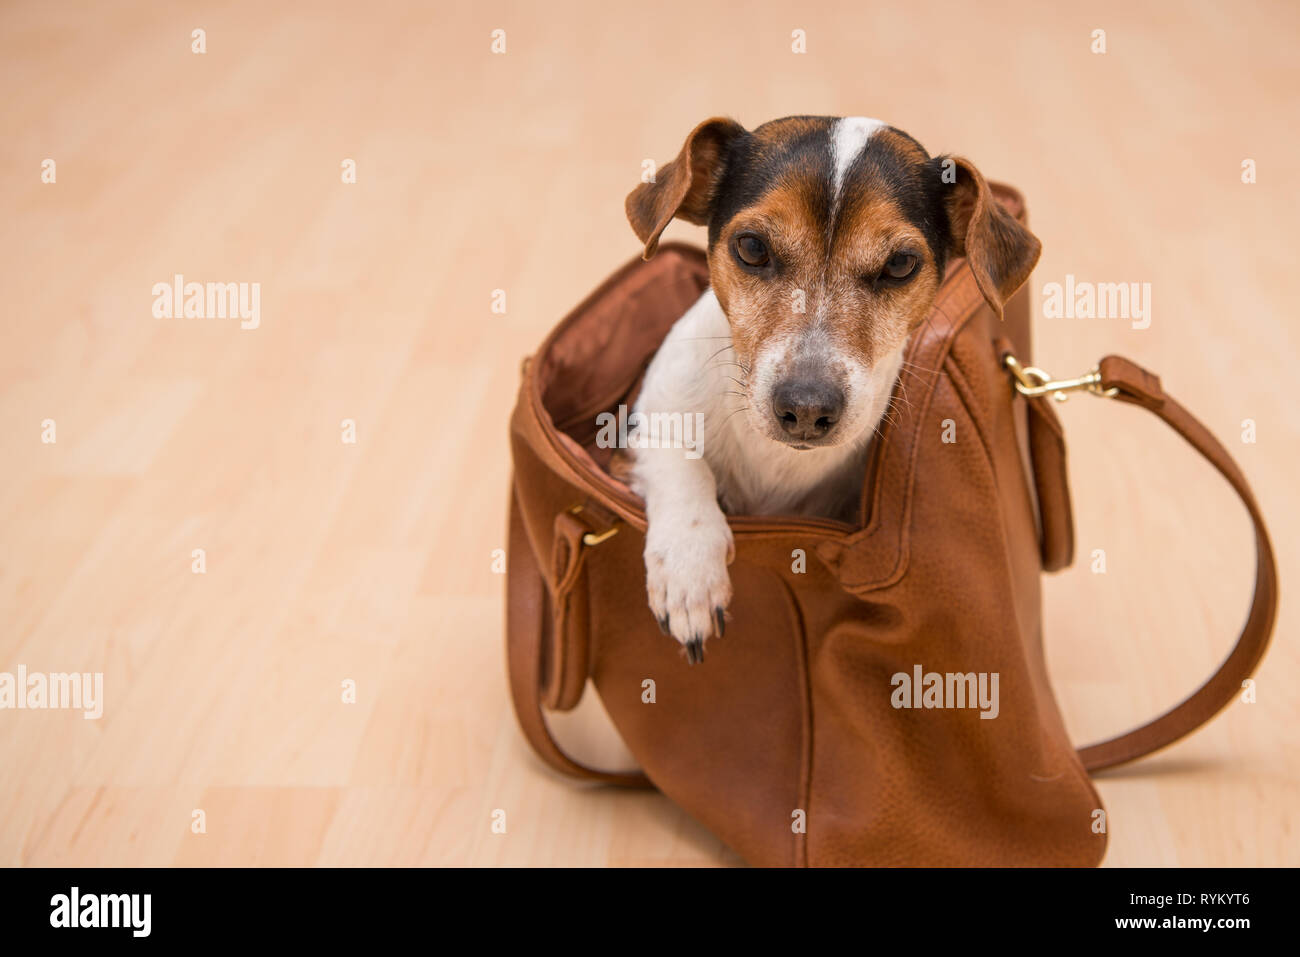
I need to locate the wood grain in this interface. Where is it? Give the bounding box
[1,0,1295,866]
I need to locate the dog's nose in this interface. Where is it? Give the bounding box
[771,379,844,441]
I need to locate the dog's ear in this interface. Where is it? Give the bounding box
[937,156,1041,319]
[626,117,746,259]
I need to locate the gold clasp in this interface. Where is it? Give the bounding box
[1002,353,1118,403]
[567,504,620,546]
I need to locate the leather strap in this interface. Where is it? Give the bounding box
[1074,355,1277,771]
[1024,394,1075,571]
[505,482,651,787]
[545,510,595,711]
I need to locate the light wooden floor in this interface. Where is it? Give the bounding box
[1,0,1296,867]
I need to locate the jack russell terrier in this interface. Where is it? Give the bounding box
[621,115,1040,664]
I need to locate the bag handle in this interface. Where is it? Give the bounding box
[505,483,652,787]
[1006,352,1278,772]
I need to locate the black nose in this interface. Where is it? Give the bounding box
[771,379,844,441]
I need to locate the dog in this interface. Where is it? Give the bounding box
[622,116,1041,663]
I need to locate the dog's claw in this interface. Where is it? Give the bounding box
[643,508,732,663]
[685,637,704,665]
[715,606,726,638]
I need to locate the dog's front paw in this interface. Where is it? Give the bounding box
[644,509,734,663]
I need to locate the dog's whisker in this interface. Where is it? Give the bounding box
[894,381,916,407]
[897,359,941,378]
[875,406,906,437]
[897,367,937,381]
[719,405,751,427]
[893,368,930,392]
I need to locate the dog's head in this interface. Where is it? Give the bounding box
[626,115,1040,449]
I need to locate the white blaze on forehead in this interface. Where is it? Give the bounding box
[830,116,886,205]
[816,116,888,322]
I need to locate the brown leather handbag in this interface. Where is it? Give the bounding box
[505,184,1277,867]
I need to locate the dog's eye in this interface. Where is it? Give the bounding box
[734,234,771,269]
[882,251,919,281]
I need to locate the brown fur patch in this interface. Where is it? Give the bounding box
[710,175,941,377]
